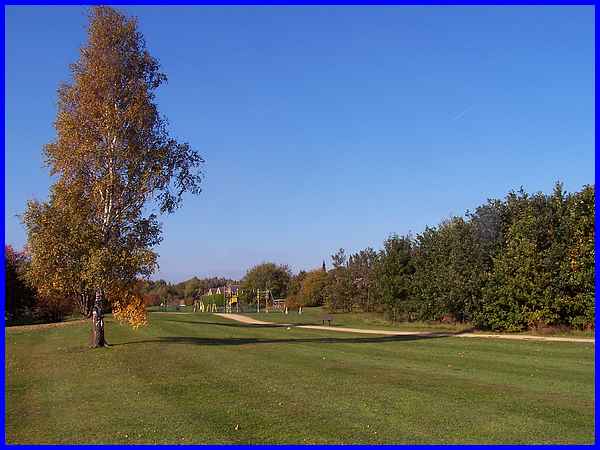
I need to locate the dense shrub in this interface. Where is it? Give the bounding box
[201,293,225,306]
[5,245,73,324]
[320,182,594,331]
[5,245,36,322]
[412,218,487,322]
[372,235,415,321]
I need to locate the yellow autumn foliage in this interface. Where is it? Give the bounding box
[109,287,148,329]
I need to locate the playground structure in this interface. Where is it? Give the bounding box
[193,300,219,313]
[193,298,226,313]
[224,293,239,313]
[255,289,271,313]
[190,286,296,314]
[254,289,288,313]
[194,286,240,313]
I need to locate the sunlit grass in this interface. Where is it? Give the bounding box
[5,312,594,444]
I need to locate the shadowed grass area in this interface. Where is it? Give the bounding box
[5,312,594,444]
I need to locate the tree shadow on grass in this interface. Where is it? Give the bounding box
[112,332,460,347]
[160,318,477,334]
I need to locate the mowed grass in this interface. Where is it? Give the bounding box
[244,306,471,332]
[5,312,595,444]
[244,306,595,337]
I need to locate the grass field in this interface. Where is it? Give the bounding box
[5,312,595,444]
[242,306,595,337]
[244,307,472,332]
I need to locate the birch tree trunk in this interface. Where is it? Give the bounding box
[90,289,107,348]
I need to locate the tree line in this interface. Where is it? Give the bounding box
[7,182,594,332]
[285,182,593,332]
[4,252,234,321]
[138,277,238,306]
[211,181,595,333]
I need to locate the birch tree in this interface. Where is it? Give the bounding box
[23,6,203,347]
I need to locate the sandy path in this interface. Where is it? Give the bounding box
[214,313,594,344]
[214,313,282,326]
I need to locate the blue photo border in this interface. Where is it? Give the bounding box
[1,1,597,448]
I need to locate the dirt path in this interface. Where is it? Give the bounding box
[213,313,279,326]
[214,313,594,344]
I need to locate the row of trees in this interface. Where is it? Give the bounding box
[136,263,293,307]
[301,183,593,331]
[9,182,593,333]
[188,182,592,332]
[5,246,238,321]
[138,277,237,306]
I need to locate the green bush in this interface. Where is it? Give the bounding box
[201,293,225,306]
[319,182,594,331]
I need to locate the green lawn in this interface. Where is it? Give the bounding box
[5,312,595,444]
[243,306,595,337]
[244,306,472,332]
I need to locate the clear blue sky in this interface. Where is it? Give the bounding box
[5,6,595,282]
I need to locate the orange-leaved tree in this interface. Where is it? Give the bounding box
[23,6,203,347]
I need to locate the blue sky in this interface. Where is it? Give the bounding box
[5,6,595,282]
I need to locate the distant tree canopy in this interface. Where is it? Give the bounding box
[318,182,594,331]
[476,184,595,331]
[373,236,415,320]
[287,269,328,308]
[5,246,37,322]
[22,6,203,346]
[240,262,291,303]
[286,270,307,308]
[138,277,238,306]
[411,217,486,323]
[11,179,591,333]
